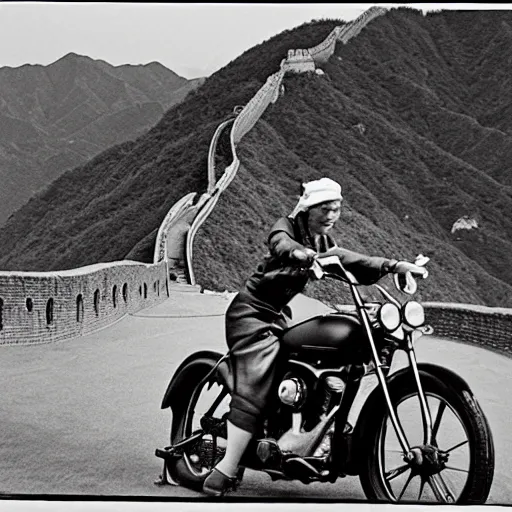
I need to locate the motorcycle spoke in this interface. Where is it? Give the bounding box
[428,473,456,503]
[385,464,410,482]
[397,471,415,501]
[418,478,426,501]
[444,465,469,474]
[431,401,446,443]
[377,390,475,504]
[427,475,446,502]
[438,473,457,503]
[444,439,469,454]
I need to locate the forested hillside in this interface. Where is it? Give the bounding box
[1,9,511,307]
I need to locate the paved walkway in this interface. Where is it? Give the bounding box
[0,289,511,504]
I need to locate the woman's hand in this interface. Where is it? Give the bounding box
[395,261,428,277]
[291,248,317,266]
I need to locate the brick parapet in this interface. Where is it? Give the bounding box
[0,261,168,345]
[153,192,197,264]
[281,49,316,73]
[308,27,341,64]
[232,71,285,145]
[424,303,512,357]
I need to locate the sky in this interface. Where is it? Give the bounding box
[1,2,511,79]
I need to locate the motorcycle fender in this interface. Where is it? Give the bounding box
[345,363,474,474]
[160,350,224,410]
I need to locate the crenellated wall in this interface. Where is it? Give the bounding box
[231,71,285,145]
[424,303,512,357]
[308,28,341,64]
[154,192,198,264]
[281,50,315,73]
[0,261,168,345]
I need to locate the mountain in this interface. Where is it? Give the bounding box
[1,10,512,308]
[0,52,203,225]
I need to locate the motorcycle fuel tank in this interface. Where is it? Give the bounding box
[280,313,368,367]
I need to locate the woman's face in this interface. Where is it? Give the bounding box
[307,200,342,235]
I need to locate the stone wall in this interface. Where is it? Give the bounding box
[153,193,197,264]
[281,49,316,74]
[424,303,512,357]
[0,261,168,345]
[229,8,388,145]
[232,71,285,145]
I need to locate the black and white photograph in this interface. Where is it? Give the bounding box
[0,2,511,510]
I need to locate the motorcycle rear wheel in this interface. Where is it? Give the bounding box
[166,359,231,490]
[359,371,494,504]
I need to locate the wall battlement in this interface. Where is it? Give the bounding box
[424,303,512,358]
[0,261,167,345]
[281,49,316,73]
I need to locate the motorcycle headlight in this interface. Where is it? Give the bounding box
[402,301,425,327]
[378,303,401,332]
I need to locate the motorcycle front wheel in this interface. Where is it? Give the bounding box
[359,370,494,504]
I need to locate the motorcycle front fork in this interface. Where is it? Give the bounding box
[375,332,434,453]
[355,294,433,454]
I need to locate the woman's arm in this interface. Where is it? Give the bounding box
[267,218,315,265]
[319,246,397,284]
[269,231,316,264]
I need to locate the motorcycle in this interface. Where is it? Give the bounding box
[155,254,495,503]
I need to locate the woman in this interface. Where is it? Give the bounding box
[202,177,426,496]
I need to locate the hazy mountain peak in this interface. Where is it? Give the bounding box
[0,51,202,227]
[52,52,92,65]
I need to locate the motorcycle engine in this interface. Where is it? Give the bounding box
[278,377,306,409]
[277,372,345,415]
[274,371,346,458]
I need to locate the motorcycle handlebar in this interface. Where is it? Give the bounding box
[312,254,429,295]
[311,255,358,284]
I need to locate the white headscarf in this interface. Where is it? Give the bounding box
[289,177,343,218]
